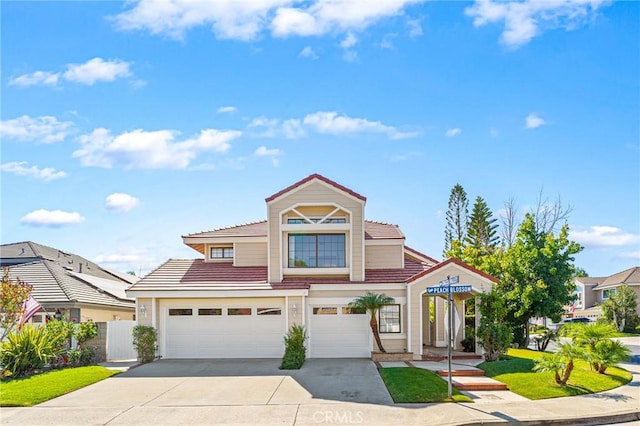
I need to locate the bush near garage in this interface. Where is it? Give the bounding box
[280,324,308,369]
[132,325,158,363]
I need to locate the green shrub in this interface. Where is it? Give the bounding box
[461,326,475,352]
[132,325,158,363]
[280,324,308,369]
[0,325,56,377]
[75,321,98,345]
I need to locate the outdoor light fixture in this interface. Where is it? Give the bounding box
[54,309,62,320]
[140,304,147,318]
[292,304,298,315]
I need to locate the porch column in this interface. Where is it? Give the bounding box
[453,297,465,350]
[475,296,482,354]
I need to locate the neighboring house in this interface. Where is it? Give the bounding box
[571,266,640,320]
[128,174,497,360]
[1,241,137,323]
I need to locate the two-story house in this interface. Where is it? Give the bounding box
[127,174,497,360]
[571,267,640,320]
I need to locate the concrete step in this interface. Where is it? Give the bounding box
[422,354,483,361]
[450,376,509,391]
[437,369,485,377]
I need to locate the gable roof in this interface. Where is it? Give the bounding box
[6,260,134,309]
[594,266,640,290]
[265,174,367,203]
[406,257,499,284]
[1,241,136,284]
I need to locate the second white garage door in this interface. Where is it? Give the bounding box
[162,299,286,358]
[309,305,371,358]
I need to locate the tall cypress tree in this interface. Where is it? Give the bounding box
[466,196,499,251]
[444,184,469,255]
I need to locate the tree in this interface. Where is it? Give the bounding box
[0,268,33,341]
[499,196,518,249]
[601,284,640,333]
[444,184,469,255]
[466,196,499,253]
[349,292,395,353]
[476,289,513,361]
[498,213,582,348]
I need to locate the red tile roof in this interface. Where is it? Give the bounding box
[406,257,499,283]
[184,220,404,240]
[265,173,367,203]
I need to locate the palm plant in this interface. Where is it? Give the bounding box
[589,339,631,374]
[533,342,584,385]
[566,322,618,372]
[349,292,394,353]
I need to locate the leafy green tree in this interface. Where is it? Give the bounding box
[349,292,395,352]
[476,289,513,361]
[0,268,33,341]
[444,184,469,255]
[601,284,640,333]
[499,214,582,347]
[534,341,584,385]
[466,196,499,252]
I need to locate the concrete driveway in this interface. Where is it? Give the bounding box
[48,358,392,407]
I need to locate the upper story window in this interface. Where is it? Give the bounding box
[211,247,234,260]
[288,234,345,268]
[287,218,346,224]
[602,288,617,300]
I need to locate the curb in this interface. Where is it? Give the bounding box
[454,410,640,426]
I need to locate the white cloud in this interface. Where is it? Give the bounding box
[445,128,462,137]
[0,161,67,181]
[254,146,282,157]
[8,58,133,87]
[299,46,319,59]
[248,116,279,128]
[389,151,422,162]
[105,193,140,212]
[571,226,640,248]
[20,209,85,227]
[282,119,305,139]
[217,106,237,113]
[254,146,282,166]
[73,127,242,169]
[303,111,417,140]
[114,0,424,41]
[93,249,162,275]
[465,0,612,49]
[407,18,423,37]
[340,32,358,49]
[525,113,546,129]
[0,115,74,143]
[63,57,132,85]
[9,71,60,87]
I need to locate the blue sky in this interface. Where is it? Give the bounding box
[1,0,638,277]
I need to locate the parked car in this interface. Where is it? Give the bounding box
[564,317,592,323]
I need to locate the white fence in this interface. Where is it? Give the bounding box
[106,320,137,360]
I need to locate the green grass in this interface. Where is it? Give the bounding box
[611,332,640,338]
[478,349,632,400]
[0,366,119,407]
[378,367,473,403]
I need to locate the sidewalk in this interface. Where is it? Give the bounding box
[2,361,638,425]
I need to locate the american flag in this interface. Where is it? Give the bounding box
[19,296,43,328]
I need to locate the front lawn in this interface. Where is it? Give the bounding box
[0,366,119,407]
[379,367,473,403]
[479,349,632,400]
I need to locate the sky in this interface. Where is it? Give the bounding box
[1,0,638,278]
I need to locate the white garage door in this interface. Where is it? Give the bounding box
[309,306,371,358]
[163,300,285,358]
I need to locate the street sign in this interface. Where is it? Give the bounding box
[426,285,472,295]
[439,275,459,286]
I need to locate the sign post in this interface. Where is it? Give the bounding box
[426,275,466,399]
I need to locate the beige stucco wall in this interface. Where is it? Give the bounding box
[379,338,406,352]
[80,306,134,322]
[136,297,153,327]
[365,244,403,269]
[268,181,365,282]
[234,242,268,266]
[287,296,303,326]
[307,288,405,299]
[408,265,494,357]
